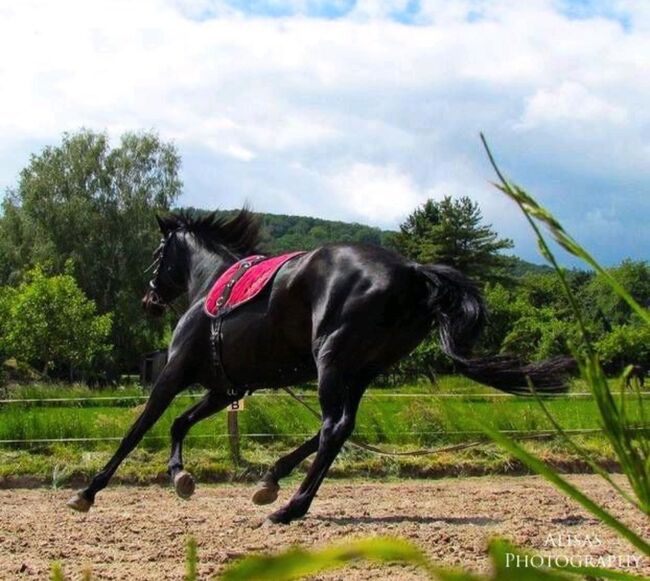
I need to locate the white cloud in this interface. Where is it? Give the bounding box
[518,82,628,128]
[326,162,426,222]
[0,0,649,264]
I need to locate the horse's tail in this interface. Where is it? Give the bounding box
[416,264,573,395]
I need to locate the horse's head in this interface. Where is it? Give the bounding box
[142,209,262,317]
[142,215,190,317]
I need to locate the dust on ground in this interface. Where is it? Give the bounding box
[0,475,647,580]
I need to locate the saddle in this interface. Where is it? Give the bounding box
[204,251,305,318]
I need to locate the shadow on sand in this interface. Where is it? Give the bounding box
[314,515,502,526]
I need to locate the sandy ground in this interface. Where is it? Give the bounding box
[0,475,648,580]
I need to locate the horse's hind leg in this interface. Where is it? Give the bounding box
[267,366,364,524]
[252,431,320,505]
[168,391,230,498]
[67,360,188,512]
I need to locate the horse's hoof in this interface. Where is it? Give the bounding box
[252,481,279,505]
[266,509,292,525]
[66,491,93,513]
[174,471,196,499]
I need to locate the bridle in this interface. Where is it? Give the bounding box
[145,230,184,317]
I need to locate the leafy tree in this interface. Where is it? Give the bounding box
[0,129,181,373]
[482,283,531,353]
[389,196,514,285]
[0,266,112,376]
[581,260,650,327]
[392,338,453,384]
[596,325,650,371]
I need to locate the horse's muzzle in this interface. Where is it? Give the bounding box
[142,290,166,318]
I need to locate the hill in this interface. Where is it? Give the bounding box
[182,207,549,276]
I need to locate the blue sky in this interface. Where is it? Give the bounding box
[1,0,648,266]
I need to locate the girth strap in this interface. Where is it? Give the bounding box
[208,256,267,397]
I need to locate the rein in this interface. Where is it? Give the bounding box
[279,385,555,457]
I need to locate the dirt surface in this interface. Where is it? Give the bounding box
[0,476,648,580]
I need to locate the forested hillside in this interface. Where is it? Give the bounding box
[187,207,549,276]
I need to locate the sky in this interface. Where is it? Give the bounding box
[0,0,648,266]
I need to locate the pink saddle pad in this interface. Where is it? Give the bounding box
[204,251,305,317]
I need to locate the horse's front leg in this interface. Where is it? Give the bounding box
[168,390,230,498]
[67,361,188,512]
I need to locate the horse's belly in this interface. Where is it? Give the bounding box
[218,302,315,389]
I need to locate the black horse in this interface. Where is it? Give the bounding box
[67,209,571,524]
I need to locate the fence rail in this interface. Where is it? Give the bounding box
[3,391,645,405]
[2,391,647,457]
[0,427,622,446]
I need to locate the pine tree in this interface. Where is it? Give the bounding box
[391,196,514,285]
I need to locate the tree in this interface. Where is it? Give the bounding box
[0,130,181,373]
[596,324,650,371]
[390,196,514,285]
[581,260,650,327]
[0,266,112,377]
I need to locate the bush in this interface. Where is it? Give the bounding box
[0,265,112,377]
[596,324,650,371]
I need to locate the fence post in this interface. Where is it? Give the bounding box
[227,405,241,465]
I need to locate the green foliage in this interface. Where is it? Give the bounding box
[391,335,454,383]
[182,207,389,252]
[482,283,533,353]
[389,196,514,285]
[582,260,650,327]
[0,266,112,376]
[261,212,387,251]
[502,309,582,361]
[0,129,181,373]
[484,270,599,361]
[596,325,650,370]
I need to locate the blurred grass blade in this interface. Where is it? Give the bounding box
[528,379,640,510]
[50,563,67,581]
[481,133,650,515]
[481,422,650,557]
[185,536,198,581]
[585,356,650,513]
[480,133,650,327]
[220,536,466,581]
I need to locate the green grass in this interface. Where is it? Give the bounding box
[1,378,643,450]
[0,376,642,486]
[0,435,619,486]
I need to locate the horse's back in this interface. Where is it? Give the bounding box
[218,243,432,387]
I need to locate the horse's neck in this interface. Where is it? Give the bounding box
[187,245,237,304]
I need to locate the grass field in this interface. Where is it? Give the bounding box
[0,376,646,486]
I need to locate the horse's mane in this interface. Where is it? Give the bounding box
[159,209,262,256]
